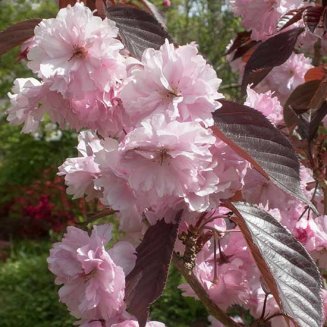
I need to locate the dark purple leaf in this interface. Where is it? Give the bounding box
[277,8,306,31]
[308,77,327,110]
[0,19,41,56]
[125,214,181,327]
[140,0,167,30]
[242,27,304,92]
[228,202,323,327]
[226,31,252,55]
[284,80,321,129]
[212,100,313,208]
[303,6,323,33]
[106,5,172,60]
[232,40,258,61]
[308,101,327,140]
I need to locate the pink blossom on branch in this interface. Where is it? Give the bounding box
[229,0,304,41]
[7,78,46,133]
[48,224,136,321]
[120,40,223,127]
[118,114,218,212]
[27,2,126,99]
[58,131,102,200]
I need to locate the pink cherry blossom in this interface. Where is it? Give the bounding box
[180,232,258,310]
[58,131,102,200]
[245,86,283,125]
[94,137,144,232]
[120,40,222,127]
[118,114,218,212]
[230,0,304,41]
[28,2,126,99]
[48,224,135,321]
[7,78,45,133]
[242,168,292,209]
[255,52,312,104]
[210,140,249,202]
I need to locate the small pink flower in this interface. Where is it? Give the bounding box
[7,78,45,133]
[28,2,126,99]
[256,53,312,104]
[48,224,136,321]
[58,131,102,200]
[230,0,303,41]
[121,40,222,127]
[245,86,283,125]
[119,114,218,212]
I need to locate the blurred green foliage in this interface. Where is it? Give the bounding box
[0,240,75,327]
[151,267,208,326]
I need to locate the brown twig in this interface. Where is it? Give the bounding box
[313,38,322,67]
[172,252,241,327]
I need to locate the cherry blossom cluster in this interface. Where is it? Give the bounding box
[6,2,249,325]
[6,1,327,326]
[48,223,164,326]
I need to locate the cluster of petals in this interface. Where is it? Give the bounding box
[245,86,283,126]
[255,52,312,104]
[48,224,136,323]
[58,131,102,200]
[229,0,304,41]
[53,26,245,230]
[7,2,128,137]
[28,2,125,99]
[120,40,223,127]
[180,229,281,319]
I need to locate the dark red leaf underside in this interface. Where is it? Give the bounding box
[283,80,321,129]
[213,100,312,208]
[0,19,41,56]
[140,0,167,30]
[226,31,252,55]
[303,6,323,33]
[229,202,323,327]
[106,5,172,60]
[242,27,304,92]
[125,214,181,327]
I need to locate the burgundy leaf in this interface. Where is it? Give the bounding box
[232,40,258,61]
[277,8,306,31]
[226,31,252,55]
[140,0,167,30]
[308,77,327,110]
[241,27,304,92]
[304,66,327,82]
[308,101,327,140]
[212,100,313,208]
[228,202,323,327]
[106,5,172,60]
[284,80,321,129]
[125,214,181,327]
[303,6,324,33]
[0,19,41,56]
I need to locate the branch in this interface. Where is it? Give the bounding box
[172,252,241,327]
[313,38,322,67]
